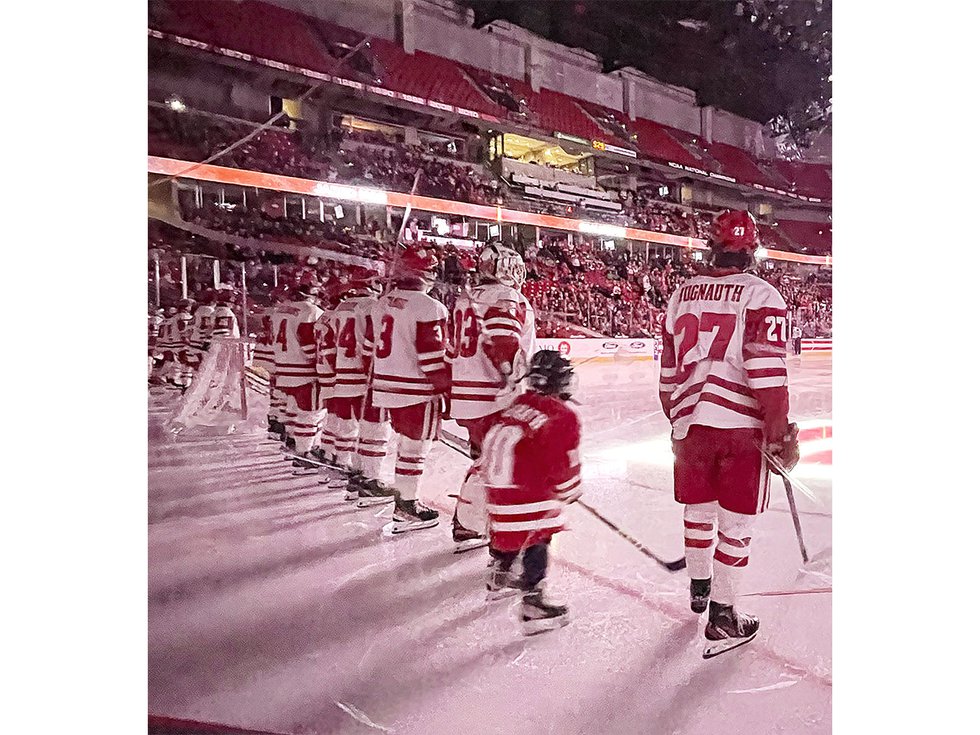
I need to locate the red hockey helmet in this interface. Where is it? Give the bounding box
[710,210,758,254]
[347,265,382,293]
[294,270,320,298]
[391,246,439,280]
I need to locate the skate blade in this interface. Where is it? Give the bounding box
[453,537,490,554]
[521,614,570,636]
[357,496,394,509]
[292,468,320,477]
[319,476,348,487]
[486,587,520,602]
[702,632,758,659]
[343,490,361,501]
[382,518,440,536]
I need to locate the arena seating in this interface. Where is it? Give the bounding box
[702,140,781,188]
[772,219,832,254]
[772,160,832,200]
[630,117,709,170]
[368,39,506,118]
[151,0,334,74]
[149,0,831,201]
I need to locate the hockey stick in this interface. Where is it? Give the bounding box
[778,471,809,564]
[761,448,810,564]
[575,500,686,573]
[438,430,686,573]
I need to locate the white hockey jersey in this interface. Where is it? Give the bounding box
[331,294,375,399]
[658,271,790,441]
[175,310,194,350]
[367,288,449,409]
[211,305,240,338]
[251,305,276,373]
[449,282,536,420]
[189,305,215,349]
[271,299,323,388]
[313,305,336,405]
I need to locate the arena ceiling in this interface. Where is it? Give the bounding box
[457,0,832,127]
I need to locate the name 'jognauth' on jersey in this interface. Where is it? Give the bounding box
[658,271,791,442]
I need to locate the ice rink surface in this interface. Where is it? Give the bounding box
[148,355,831,735]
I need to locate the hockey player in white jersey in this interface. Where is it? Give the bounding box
[185,290,215,385]
[367,246,450,533]
[271,273,323,460]
[448,242,536,551]
[659,210,800,659]
[255,284,288,442]
[210,286,240,338]
[173,299,195,391]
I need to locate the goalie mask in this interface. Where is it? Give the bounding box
[478,242,527,290]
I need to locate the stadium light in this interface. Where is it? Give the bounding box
[166,95,186,112]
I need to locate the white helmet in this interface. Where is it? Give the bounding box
[478,242,526,290]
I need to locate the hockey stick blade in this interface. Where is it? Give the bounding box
[577,500,686,573]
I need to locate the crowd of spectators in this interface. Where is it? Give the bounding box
[151,212,831,340]
[151,106,830,338]
[335,140,502,205]
[151,105,831,258]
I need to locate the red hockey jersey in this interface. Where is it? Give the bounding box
[449,282,536,420]
[271,299,323,388]
[367,288,450,409]
[482,392,582,552]
[658,270,790,441]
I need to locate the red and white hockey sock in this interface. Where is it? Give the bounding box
[683,502,718,580]
[334,417,359,470]
[712,508,755,605]
[394,436,432,501]
[319,412,338,460]
[293,409,320,454]
[356,419,390,481]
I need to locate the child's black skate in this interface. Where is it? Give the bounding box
[452,512,489,554]
[702,601,759,659]
[486,561,520,601]
[520,587,569,635]
[690,578,711,614]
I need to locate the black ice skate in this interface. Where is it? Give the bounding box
[520,587,570,636]
[318,466,351,490]
[291,452,320,476]
[384,495,439,534]
[356,478,396,508]
[486,561,521,601]
[452,512,489,554]
[336,470,367,497]
[690,578,711,614]
[702,601,759,659]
